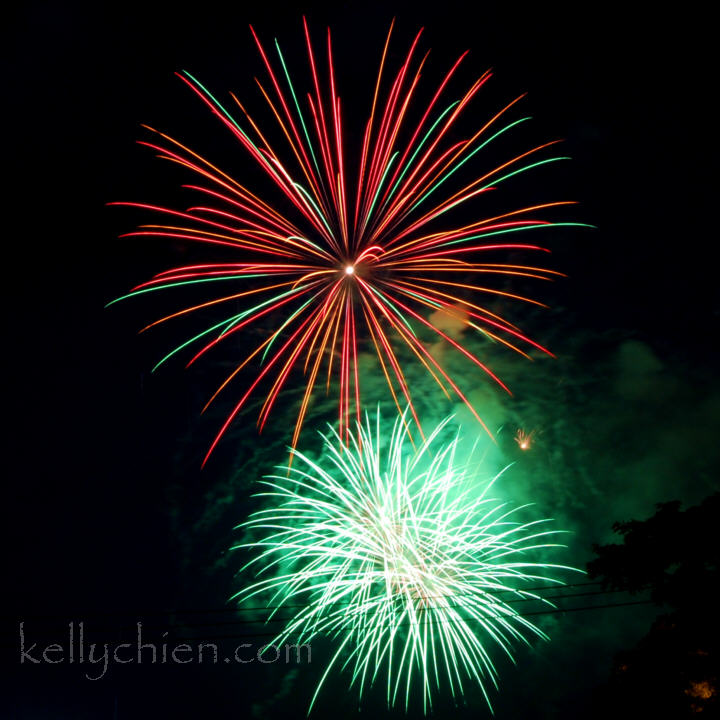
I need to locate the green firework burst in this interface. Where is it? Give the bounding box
[233,411,578,713]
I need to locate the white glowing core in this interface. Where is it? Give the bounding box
[345,265,355,275]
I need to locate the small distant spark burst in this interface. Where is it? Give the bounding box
[233,411,577,712]
[514,428,536,450]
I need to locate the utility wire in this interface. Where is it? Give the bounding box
[6,587,653,643]
[10,580,610,621]
[168,599,657,643]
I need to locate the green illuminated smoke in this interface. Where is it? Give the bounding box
[233,410,578,713]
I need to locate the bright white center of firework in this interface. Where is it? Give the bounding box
[345,264,355,275]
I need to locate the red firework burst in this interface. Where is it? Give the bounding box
[110,19,586,464]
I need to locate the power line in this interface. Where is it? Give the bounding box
[167,599,657,643]
[6,588,654,644]
[6,599,655,645]
[113,587,653,632]
[9,580,610,622]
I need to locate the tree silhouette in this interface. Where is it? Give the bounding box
[587,492,719,718]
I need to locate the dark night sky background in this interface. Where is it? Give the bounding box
[5,1,719,718]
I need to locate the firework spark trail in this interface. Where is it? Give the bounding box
[232,411,579,713]
[109,20,589,462]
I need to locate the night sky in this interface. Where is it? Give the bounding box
[6,1,719,718]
